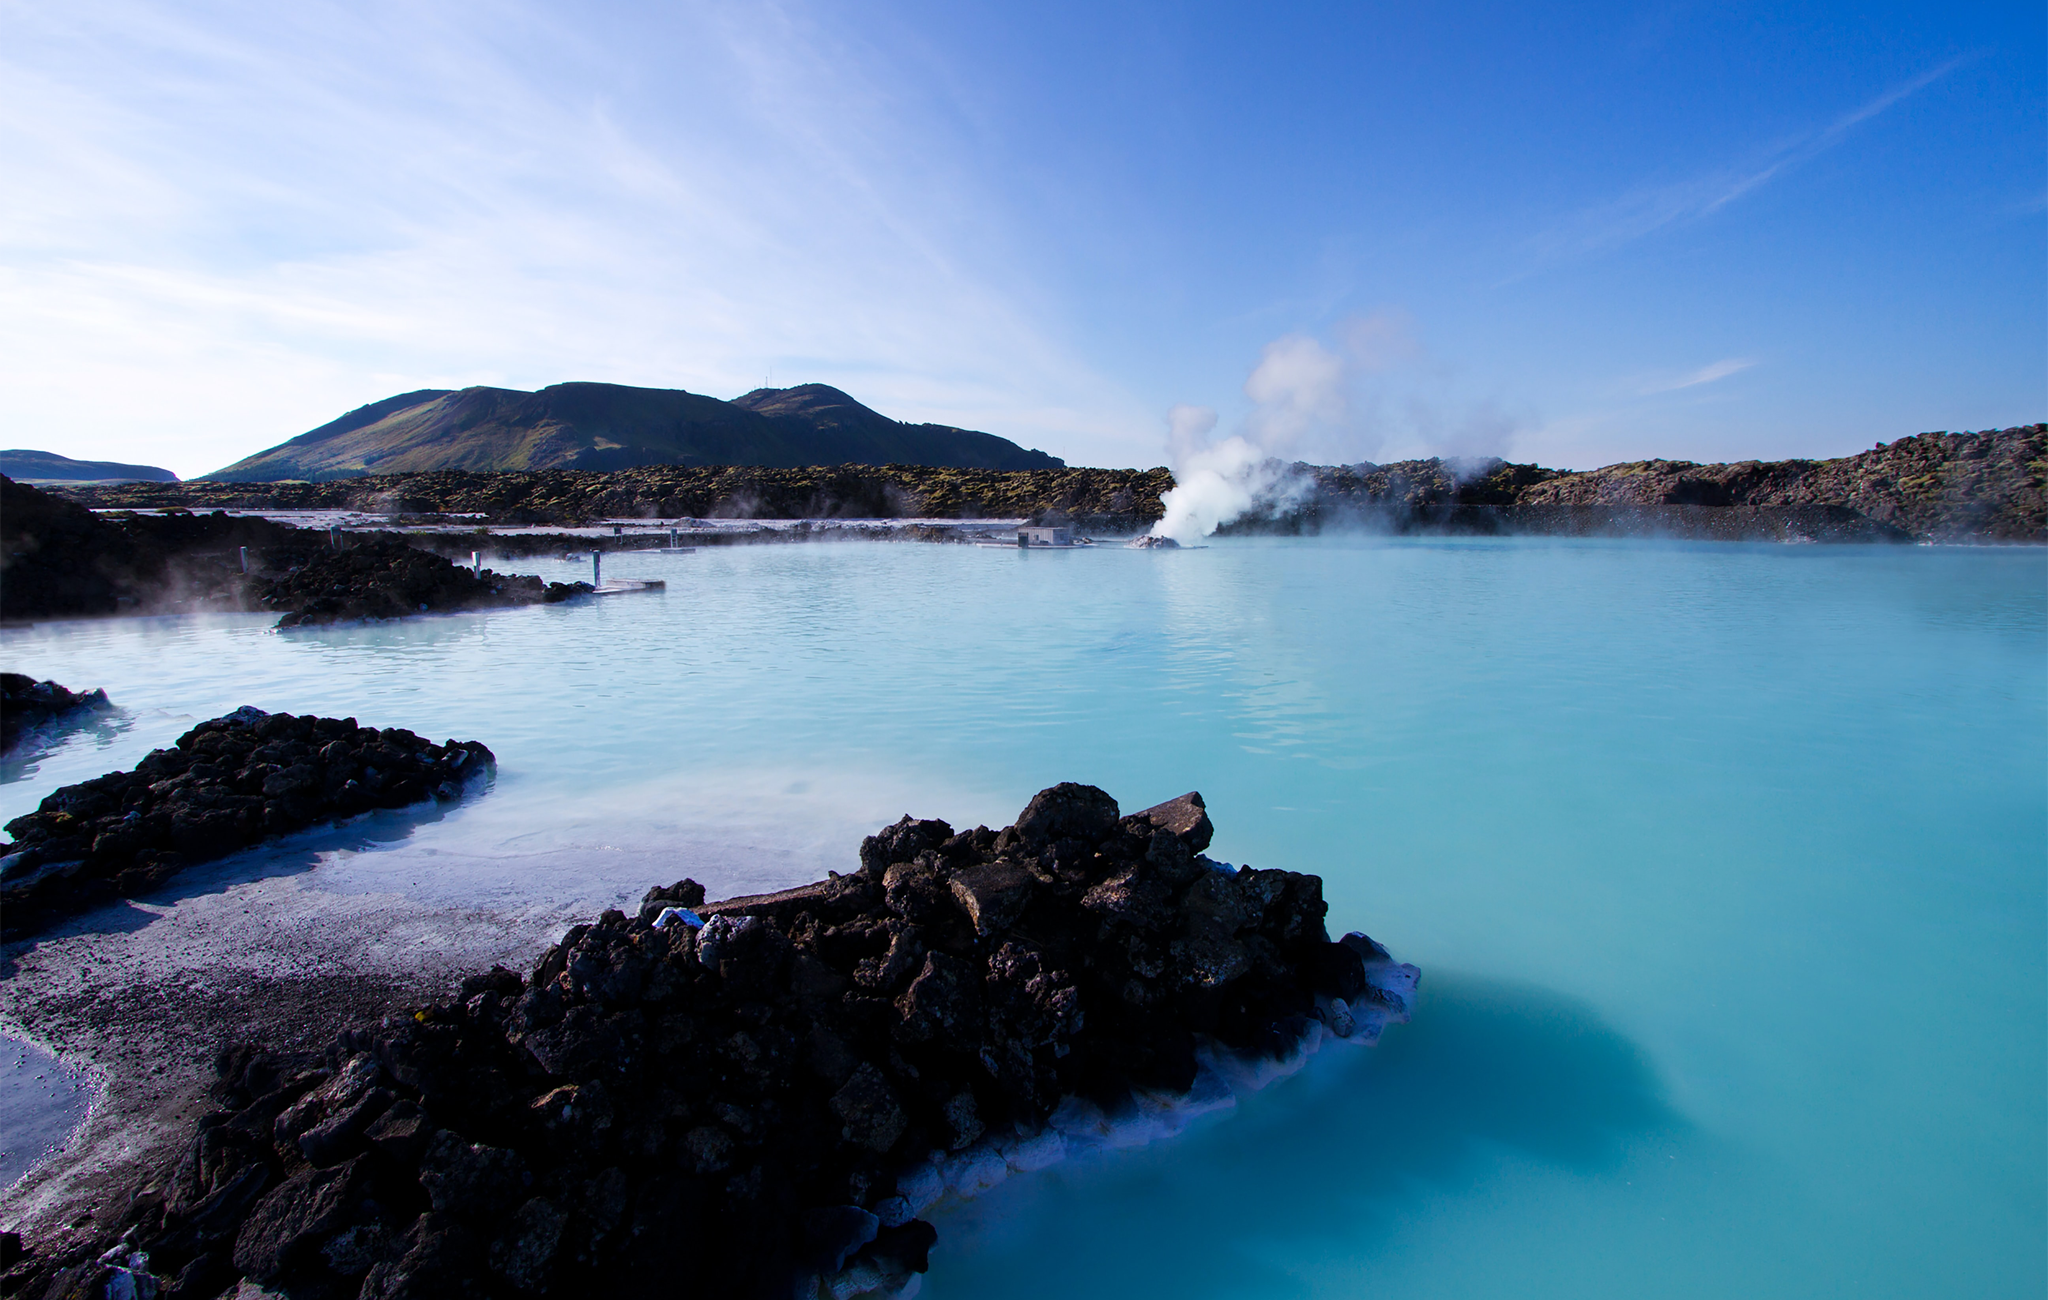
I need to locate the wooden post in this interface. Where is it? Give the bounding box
[471,550,480,574]
[239,546,249,573]
[593,552,602,587]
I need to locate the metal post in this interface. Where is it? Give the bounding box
[471,550,480,575]
[593,552,602,587]
[329,525,342,549]
[239,546,249,573]
[669,528,679,550]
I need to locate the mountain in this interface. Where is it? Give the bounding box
[0,449,179,483]
[203,382,1063,481]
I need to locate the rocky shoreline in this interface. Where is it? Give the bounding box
[45,425,2048,542]
[55,466,1174,537]
[0,784,1416,1300]
[0,708,496,942]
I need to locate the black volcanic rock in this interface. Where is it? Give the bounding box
[0,475,303,620]
[259,538,591,628]
[0,675,112,753]
[1,786,1417,1300]
[0,707,495,940]
[0,476,592,624]
[205,381,1065,481]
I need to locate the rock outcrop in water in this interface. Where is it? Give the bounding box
[0,676,112,754]
[261,539,592,628]
[0,708,495,941]
[0,784,1417,1300]
[0,477,591,624]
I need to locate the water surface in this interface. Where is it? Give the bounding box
[4,537,2041,1296]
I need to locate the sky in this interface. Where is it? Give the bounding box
[1,0,2041,477]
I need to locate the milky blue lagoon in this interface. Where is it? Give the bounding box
[4,538,2043,1297]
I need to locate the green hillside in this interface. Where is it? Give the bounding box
[204,382,1063,481]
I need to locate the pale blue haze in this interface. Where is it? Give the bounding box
[3,538,2042,1296]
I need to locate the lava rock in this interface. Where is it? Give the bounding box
[0,674,112,753]
[262,538,591,628]
[0,707,495,940]
[7,785,1414,1300]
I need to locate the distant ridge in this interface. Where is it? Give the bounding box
[204,382,1063,481]
[0,449,178,484]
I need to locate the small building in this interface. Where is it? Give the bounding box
[1017,525,1072,547]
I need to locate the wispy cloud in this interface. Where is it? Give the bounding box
[0,0,1149,474]
[1640,357,1756,395]
[1528,59,1967,267]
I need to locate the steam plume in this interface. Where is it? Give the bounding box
[1150,313,1526,542]
[1151,334,1345,543]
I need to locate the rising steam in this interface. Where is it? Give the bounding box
[1150,313,1525,543]
[1151,333,1347,544]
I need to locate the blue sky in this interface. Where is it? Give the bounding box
[2,0,2040,475]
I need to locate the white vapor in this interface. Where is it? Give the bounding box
[1150,404,1292,544]
[1151,335,1351,543]
[1152,313,1527,542]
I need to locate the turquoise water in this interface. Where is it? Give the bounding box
[3,538,2043,1296]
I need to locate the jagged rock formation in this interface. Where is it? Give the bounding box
[0,785,1416,1300]
[259,539,591,628]
[0,676,112,754]
[0,707,496,941]
[1510,426,2047,542]
[205,382,1063,481]
[1222,426,2045,542]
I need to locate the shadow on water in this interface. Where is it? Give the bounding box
[927,970,1682,1299]
[0,796,473,977]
